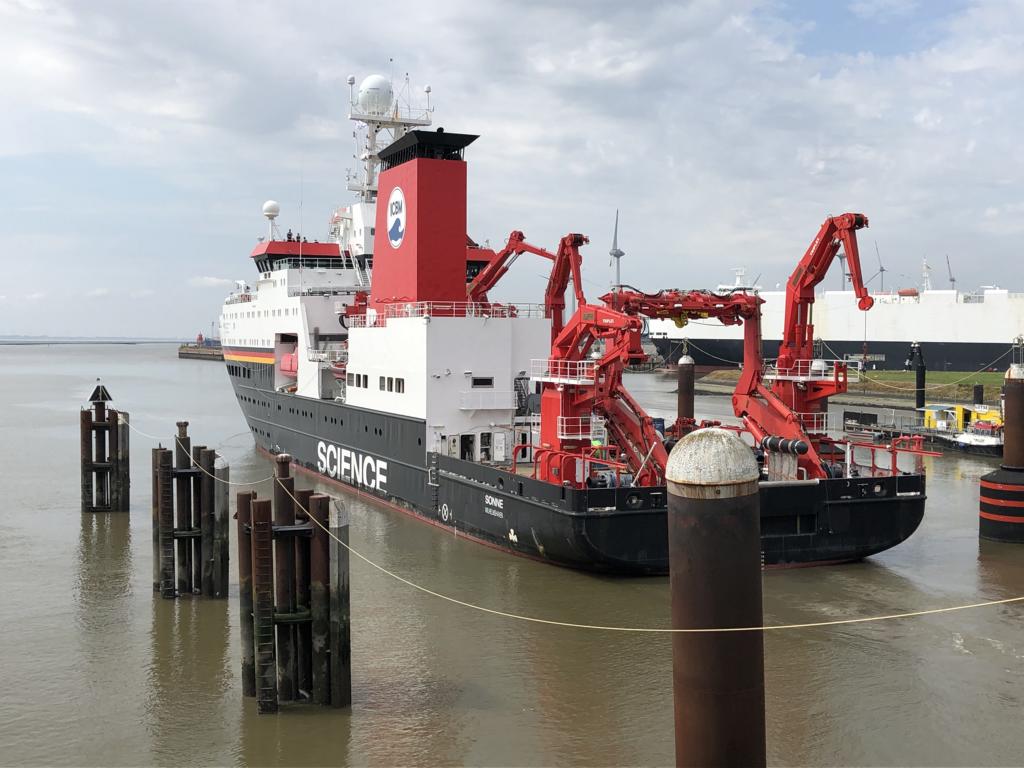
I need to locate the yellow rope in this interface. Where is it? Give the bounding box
[127,417,1024,633]
[267,475,1024,634]
[124,419,276,487]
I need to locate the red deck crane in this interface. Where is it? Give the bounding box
[514,213,876,486]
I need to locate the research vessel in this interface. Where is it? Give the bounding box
[219,76,927,573]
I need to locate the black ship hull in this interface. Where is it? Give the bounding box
[652,336,1011,373]
[230,367,926,574]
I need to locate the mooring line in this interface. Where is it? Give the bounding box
[128,417,1024,631]
[262,477,1024,634]
[124,420,276,487]
[827,341,1012,392]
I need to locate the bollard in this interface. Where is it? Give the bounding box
[666,428,765,768]
[213,456,230,598]
[174,422,193,595]
[236,491,256,697]
[295,487,314,698]
[980,364,1024,542]
[309,494,331,706]
[677,354,695,422]
[157,448,176,598]
[273,454,298,701]
[329,499,352,708]
[198,447,215,596]
[251,498,278,713]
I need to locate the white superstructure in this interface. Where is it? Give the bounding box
[650,286,1024,347]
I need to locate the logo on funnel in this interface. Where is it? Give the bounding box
[387,186,406,248]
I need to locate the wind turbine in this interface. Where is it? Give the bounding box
[609,209,625,289]
[946,254,957,291]
[866,241,887,292]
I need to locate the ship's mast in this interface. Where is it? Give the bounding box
[345,73,433,203]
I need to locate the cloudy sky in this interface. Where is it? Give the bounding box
[1,0,1020,337]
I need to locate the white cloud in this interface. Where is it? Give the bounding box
[1,0,1023,337]
[24,292,46,301]
[849,0,919,21]
[130,288,155,299]
[188,276,234,288]
[86,287,109,297]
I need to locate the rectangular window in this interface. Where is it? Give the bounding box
[346,373,354,386]
[379,376,386,391]
[396,378,405,393]
[387,376,394,392]
[361,374,368,388]
[471,377,494,388]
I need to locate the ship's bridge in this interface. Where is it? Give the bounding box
[250,240,342,273]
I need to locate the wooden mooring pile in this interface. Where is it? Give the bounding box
[151,420,230,598]
[236,454,351,713]
[80,382,130,512]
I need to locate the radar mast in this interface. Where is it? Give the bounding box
[345,73,433,203]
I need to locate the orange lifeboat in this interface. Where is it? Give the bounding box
[279,352,298,378]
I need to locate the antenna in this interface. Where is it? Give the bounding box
[921,256,933,291]
[946,254,956,291]
[608,209,625,288]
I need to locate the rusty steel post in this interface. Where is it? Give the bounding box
[677,354,695,422]
[213,455,230,598]
[93,400,108,509]
[913,342,926,411]
[251,498,278,713]
[157,448,176,598]
[80,409,94,513]
[666,428,765,768]
[198,447,215,596]
[980,365,1024,542]
[273,454,297,701]
[295,487,314,697]
[174,422,193,595]
[309,494,331,706]
[329,499,352,708]
[236,491,256,697]
[151,447,160,591]
[107,409,120,512]
[117,411,130,511]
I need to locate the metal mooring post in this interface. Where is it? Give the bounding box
[309,494,332,705]
[236,490,257,697]
[80,381,128,512]
[980,364,1024,542]
[677,354,695,422]
[913,342,927,411]
[666,427,766,768]
[295,488,315,698]
[273,454,298,702]
[329,499,352,708]
[174,422,193,595]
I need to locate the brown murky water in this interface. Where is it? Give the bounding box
[1,344,1022,766]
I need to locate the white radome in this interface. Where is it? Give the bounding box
[262,200,280,219]
[357,74,393,115]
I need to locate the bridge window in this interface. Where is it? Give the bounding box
[472,377,494,388]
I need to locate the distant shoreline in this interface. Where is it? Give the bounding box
[0,339,183,346]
